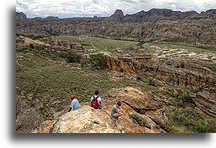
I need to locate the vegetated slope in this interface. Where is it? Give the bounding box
[16,34,215,133]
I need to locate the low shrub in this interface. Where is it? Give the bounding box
[66,50,82,63]
[167,108,216,133]
[89,53,105,69]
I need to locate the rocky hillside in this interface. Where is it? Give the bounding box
[16,34,215,133]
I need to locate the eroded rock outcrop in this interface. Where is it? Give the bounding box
[39,37,83,50]
[188,88,215,118]
[104,51,151,74]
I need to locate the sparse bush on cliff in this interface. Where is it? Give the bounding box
[89,53,105,69]
[130,114,150,128]
[28,43,34,49]
[66,50,82,63]
[148,79,161,87]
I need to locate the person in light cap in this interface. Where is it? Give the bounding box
[68,95,81,112]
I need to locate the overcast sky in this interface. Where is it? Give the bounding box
[16,0,216,18]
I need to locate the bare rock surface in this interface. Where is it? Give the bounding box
[51,106,120,133]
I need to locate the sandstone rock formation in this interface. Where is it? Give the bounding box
[104,54,215,90]
[16,35,83,51]
[104,51,151,74]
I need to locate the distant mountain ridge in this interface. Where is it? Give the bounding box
[122,9,199,23]
[16,8,216,23]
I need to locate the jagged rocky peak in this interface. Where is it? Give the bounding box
[110,9,124,21]
[16,12,27,20]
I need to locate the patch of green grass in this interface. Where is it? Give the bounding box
[58,35,139,51]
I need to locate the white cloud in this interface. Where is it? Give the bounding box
[16,0,216,18]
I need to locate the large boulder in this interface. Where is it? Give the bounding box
[43,106,120,133]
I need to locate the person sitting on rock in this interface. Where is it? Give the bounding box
[68,95,81,112]
[90,90,102,109]
[111,101,123,118]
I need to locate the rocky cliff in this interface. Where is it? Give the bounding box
[103,55,215,118]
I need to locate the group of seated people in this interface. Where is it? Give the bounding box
[68,90,123,118]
